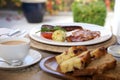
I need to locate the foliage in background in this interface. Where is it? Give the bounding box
[110,0,115,10]
[0,0,21,7]
[72,0,106,26]
[0,0,114,16]
[46,0,74,15]
[0,0,74,15]
[46,0,63,15]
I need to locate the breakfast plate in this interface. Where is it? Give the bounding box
[0,49,42,69]
[39,56,88,80]
[29,23,112,46]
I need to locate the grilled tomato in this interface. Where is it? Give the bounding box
[41,32,53,39]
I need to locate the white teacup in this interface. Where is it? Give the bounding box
[0,37,30,66]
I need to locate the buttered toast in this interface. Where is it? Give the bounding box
[60,51,91,73]
[56,46,116,76]
[55,46,87,64]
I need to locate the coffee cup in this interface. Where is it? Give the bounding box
[0,37,30,66]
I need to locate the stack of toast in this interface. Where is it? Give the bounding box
[55,46,119,80]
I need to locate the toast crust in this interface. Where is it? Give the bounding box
[73,54,116,76]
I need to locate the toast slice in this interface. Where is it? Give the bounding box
[93,62,120,80]
[60,51,91,73]
[55,46,118,80]
[55,46,87,64]
[73,54,116,76]
[74,62,120,80]
[90,47,107,59]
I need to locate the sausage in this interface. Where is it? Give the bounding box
[41,25,83,31]
[61,26,83,31]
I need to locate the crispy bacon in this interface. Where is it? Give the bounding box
[66,29,100,42]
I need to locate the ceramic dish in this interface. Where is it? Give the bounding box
[29,23,112,46]
[39,56,88,80]
[0,49,42,69]
[107,45,120,61]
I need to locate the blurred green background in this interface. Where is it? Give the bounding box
[0,0,115,25]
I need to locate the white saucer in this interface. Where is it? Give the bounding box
[0,49,42,69]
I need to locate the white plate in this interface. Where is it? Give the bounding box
[29,23,112,46]
[0,49,42,69]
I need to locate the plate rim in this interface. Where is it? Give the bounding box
[39,56,67,79]
[0,49,42,70]
[29,23,112,46]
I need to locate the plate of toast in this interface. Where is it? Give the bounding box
[29,23,112,46]
[39,46,120,80]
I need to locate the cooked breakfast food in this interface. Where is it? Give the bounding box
[60,51,91,73]
[92,62,120,80]
[52,30,66,42]
[41,24,83,31]
[55,46,117,79]
[73,53,116,76]
[41,32,53,39]
[39,24,101,42]
[55,46,87,65]
[90,47,107,59]
[66,29,100,42]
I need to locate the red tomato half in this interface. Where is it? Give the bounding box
[41,32,53,39]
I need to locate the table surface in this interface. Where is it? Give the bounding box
[0,48,61,80]
[0,10,115,80]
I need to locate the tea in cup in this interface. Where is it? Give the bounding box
[0,37,30,66]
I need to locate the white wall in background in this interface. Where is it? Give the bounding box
[112,0,120,36]
[112,0,120,43]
